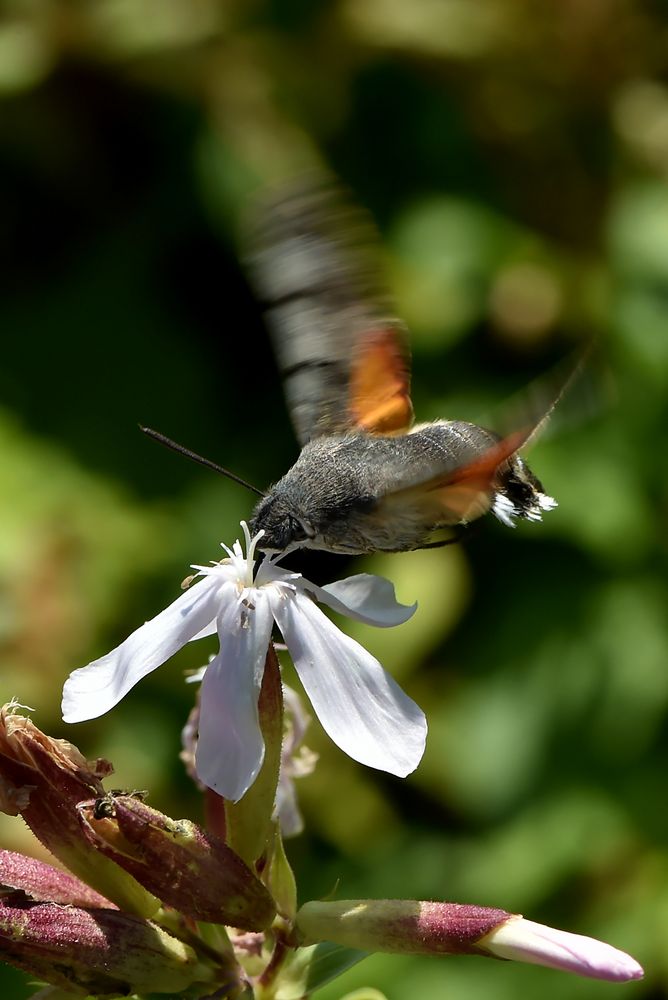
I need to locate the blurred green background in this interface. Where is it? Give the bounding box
[1,1,667,997]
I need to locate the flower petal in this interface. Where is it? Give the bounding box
[188,622,218,643]
[196,591,274,801]
[271,591,426,777]
[62,575,229,723]
[483,917,644,983]
[307,574,417,627]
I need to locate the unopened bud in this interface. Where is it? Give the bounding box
[78,794,276,930]
[0,891,215,996]
[296,899,510,957]
[296,900,643,983]
[0,848,113,908]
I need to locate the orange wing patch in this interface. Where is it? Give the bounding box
[349,327,414,434]
[427,428,530,522]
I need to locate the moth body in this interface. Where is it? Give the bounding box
[246,178,558,557]
[250,421,554,555]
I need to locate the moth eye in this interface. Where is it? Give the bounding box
[288,517,316,542]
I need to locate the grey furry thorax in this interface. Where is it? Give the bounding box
[250,423,556,556]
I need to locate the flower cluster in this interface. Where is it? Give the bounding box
[0,704,642,997]
[0,523,644,997]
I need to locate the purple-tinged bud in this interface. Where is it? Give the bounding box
[480,916,644,983]
[0,893,216,996]
[296,900,643,982]
[77,795,276,930]
[0,849,114,908]
[296,900,511,957]
[0,703,158,917]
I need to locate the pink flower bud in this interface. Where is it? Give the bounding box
[0,848,114,908]
[296,900,643,982]
[77,794,276,930]
[0,893,216,996]
[296,900,511,956]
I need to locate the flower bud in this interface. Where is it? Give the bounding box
[0,891,215,996]
[296,899,510,957]
[78,794,276,930]
[0,848,113,908]
[0,703,159,917]
[296,900,643,982]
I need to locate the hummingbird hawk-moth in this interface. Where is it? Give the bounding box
[245,178,558,556]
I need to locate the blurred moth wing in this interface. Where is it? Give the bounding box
[246,178,414,444]
[246,177,558,555]
[379,427,533,529]
[349,327,414,434]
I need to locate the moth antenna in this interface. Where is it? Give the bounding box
[139,426,265,497]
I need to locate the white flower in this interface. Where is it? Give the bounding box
[62,524,426,802]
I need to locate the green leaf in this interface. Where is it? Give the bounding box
[275,943,369,999]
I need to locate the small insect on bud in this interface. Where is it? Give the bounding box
[78,794,276,931]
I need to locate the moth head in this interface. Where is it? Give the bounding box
[250,492,317,554]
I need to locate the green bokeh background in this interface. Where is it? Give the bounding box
[1,1,667,997]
